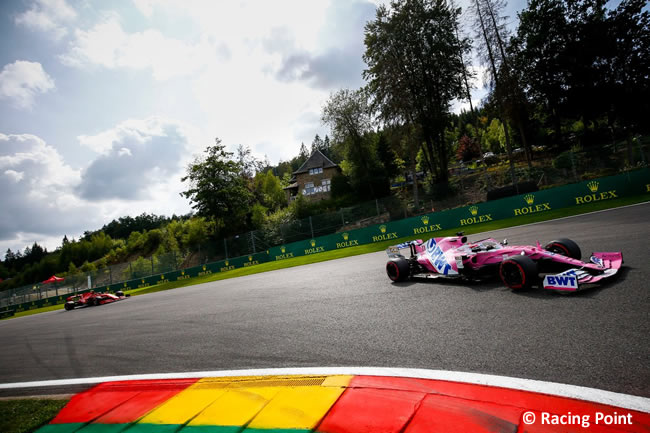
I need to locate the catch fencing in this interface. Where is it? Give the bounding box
[0,195,408,313]
[2,168,649,317]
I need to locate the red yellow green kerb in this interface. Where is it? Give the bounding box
[35,374,650,433]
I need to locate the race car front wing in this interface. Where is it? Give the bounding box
[542,252,623,292]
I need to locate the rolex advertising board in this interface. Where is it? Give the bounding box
[5,169,648,313]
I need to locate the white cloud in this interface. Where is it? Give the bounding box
[4,170,25,183]
[14,0,77,41]
[61,13,228,80]
[0,122,195,253]
[258,0,375,90]
[132,0,156,18]
[77,128,120,154]
[131,0,329,50]
[56,1,380,163]
[0,61,55,110]
[0,133,84,245]
[76,116,196,201]
[117,147,132,157]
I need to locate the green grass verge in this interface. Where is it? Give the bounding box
[125,193,649,296]
[0,399,68,433]
[2,195,649,431]
[5,194,650,313]
[8,304,66,319]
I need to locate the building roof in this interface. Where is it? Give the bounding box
[283,182,298,190]
[293,150,338,175]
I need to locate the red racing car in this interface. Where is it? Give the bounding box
[64,290,130,310]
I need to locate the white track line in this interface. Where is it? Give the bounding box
[1,367,648,413]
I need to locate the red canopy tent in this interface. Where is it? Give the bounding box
[42,275,64,284]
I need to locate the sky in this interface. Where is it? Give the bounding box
[0,0,528,255]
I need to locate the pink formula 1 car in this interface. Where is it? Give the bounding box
[64,290,130,310]
[385,234,623,292]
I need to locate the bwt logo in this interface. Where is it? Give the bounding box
[342,233,349,240]
[469,206,478,216]
[547,275,576,286]
[524,194,535,205]
[421,215,429,225]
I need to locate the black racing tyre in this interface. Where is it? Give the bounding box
[386,257,410,282]
[90,297,99,307]
[544,238,581,260]
[499,255,538,290]
[116,291,124,297]
[64,302,74,311]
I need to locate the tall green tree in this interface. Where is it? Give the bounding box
[298,143,309,160]
[236,144,263,179]
[322,88,387,197]
[181,138,252,235]
[311,135,324,154]
[363,0,471,183]
[602,0,650,161]
[470,0,528,186]
[510,0,570,144]
[376,133,400,180]
[511,0,649,157]
[253,171,286,211]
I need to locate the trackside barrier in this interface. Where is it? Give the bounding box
[0,308,15,318]
[5,169,650,314]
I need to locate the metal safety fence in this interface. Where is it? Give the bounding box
[0,195,408,310]
[2,168,649,315]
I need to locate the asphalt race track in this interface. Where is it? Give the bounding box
[1,203,649,397]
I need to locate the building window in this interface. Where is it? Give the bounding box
[302,179,331,196]
[321,178,331,192]
[308,167,323,175]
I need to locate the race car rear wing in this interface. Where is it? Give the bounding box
[386,240,423,259]
[386,245,404,259]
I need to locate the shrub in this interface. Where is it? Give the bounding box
[456,135,481,162]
